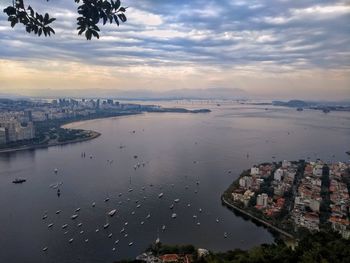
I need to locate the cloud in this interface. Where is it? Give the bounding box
[0,0,349,99]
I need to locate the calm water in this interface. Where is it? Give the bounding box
[0,102,349,263]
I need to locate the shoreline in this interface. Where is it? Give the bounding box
[221,195,295,240]
[0,130,101,154]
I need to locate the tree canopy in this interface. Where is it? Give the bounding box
[3,0,127,40]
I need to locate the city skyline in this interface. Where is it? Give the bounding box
[1,0,350,100]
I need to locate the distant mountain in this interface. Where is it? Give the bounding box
[19,87,249,100]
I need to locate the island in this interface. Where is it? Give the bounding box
[0,98,210,153]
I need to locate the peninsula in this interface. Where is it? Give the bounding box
[0,98,210,153]
[222,160,350,240]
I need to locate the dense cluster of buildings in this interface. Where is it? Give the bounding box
[328,162,350,238]
[292,161,323,231]
[0,110,35,144]
[0,98,161,145]
[231,160,350,237]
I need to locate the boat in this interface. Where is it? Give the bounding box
[158,193,164,198]
[124,233,128,238]
[75,208,81,212]
[224,232,227,238]
[104,197,110,202]
[197,222,201,226]
[128,242,133,246]
[77,223,83,227]
[55,210,61,214]
[12,178,26,184]
[95,229,99,233]
[71,214,78,220]
[92,202,96,207]
[216,218,219,223]
[42,214,48,220]
[136,204,141,208]
[85,239,89,243]
[146,214,151,219]
[174,199,180,203]
[128,188,133,192]
[103,223,110,229]
[42,247,48,252]
[120,228,125,233]
[169,204,174,209]
[125,222,128,226]
[131,211,135,215]
[54,168,58,174]
[108,233,113,238]
[62,224,68,229]
[140,221,144,225]
[171,213,177,219]
[48,223,54,228]
[115,240,119,244]
[162,225,166,231]
[69,238,74,243]
[64,231,68,235]
[193,215,197,219]
[187,204,191,207]
[108,209,117,217]
[80,230,84,234]
[112,247,116,251]
[199,208,202,213]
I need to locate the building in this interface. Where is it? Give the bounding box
[274,168,284,181]
[0,127,6,144]
[256,193,268,207]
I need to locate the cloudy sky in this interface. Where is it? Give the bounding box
[0,0,349,100]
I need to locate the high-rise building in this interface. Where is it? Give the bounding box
[0,127,6,144]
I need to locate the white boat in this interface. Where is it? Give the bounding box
[115,240,119,244]
[125,222,128,226]
[42,247,48,251]
[77,223,83,227]
[128,242,133,246]
[108,233,113,238]
[104,197,110,202]
[140,221,144,225]
[108,209,117,217]
[42,214,48,220]
[95,229,99,232]
[62,224,68,229]
[187,204,191,207]
[197,222,201,226]
[54,168,58,173]
[103,223,110,229]
[92,202,96,207]
[131,211,135,215]
[48,223,54,228]
[124,233,128,238]
[193,215,197,219]
[174,199,180,203]
[169,204,174,209]
[80,230,84,234]
[75,208,81,212]
[128,188,133,192]
[112,247,116,251]
[69,238,74,243]
[162,225,166,231]
[146,214,151,219]
[56,210,61,214]
[71,214,78,220]
[136,204,141,208]
[224,232,227,238]
[216,218,219,223]
[85,239,89,243]
[171,213,177,219]
[199,208,202,213]
[120,228,125,233]
[158,193,164,198]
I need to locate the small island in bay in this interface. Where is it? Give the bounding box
[0,98,210,153]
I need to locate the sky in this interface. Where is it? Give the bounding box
[0,0,349,100]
